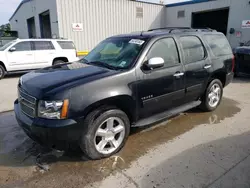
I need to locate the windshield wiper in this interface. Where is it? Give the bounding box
[86,61,118,70]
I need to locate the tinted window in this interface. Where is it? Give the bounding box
[180,36,205,64]
[204,34,232,56]
[57,41,75,49]
[13,42,32,51]
[34,41,54,50]
[147,38,180,67]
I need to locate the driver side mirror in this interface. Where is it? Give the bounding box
[239,42,245,47]
[145,57,164,70]
[9,47,16,52]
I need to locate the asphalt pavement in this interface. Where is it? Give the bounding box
[0,76,249,188]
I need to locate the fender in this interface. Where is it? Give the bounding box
[68,70,138,120]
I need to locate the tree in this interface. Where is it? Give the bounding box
[0,23,11,37]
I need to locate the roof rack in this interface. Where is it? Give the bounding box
[148,27,191,32]
[148,27,216,33]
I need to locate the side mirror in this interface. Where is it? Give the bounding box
[9,47,16,52]
[239,42,245,47]
[146,57,164,69]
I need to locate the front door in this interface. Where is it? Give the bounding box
[178,35,210,102]
[137,37,185,118]
[6,41,35,71]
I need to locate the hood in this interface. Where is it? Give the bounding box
[20,62,115,97]
[233,46,250,54]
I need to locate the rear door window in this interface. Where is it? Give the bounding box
[204,34,232,56]
[57,41,75,49]
[34,41,55,50]
[180,36,205,64]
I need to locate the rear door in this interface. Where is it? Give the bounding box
[6,41,35,71]
[33,41,56,68]
[177,35,211,102]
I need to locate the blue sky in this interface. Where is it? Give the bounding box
[0,0,190,25]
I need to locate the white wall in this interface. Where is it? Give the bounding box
[165,0,250,48]
[10,0,59,39]
[56,0,165,51]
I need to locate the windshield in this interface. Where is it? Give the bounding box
[0,40,16,51]
[82,38,147,69]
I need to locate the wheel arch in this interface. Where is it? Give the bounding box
[0,61,6,71]
[82,95,137,124]
[53,57,69,64]
[209,70,226,87]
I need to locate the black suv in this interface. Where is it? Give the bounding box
[15,28,234,159]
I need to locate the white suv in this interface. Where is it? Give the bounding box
[0,39,79,79]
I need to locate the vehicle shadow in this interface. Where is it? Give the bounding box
[4,72,25,79]
[140,131,250,188]
[232,76,250,84]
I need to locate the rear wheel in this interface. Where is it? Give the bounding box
[200,79,223,112]
[53,59,67,65]
[80,106,130,160]
[0,65,5,80]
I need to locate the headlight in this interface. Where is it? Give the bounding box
[38,99,69,119]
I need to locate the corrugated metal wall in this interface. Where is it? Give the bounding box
[56,0,165,51]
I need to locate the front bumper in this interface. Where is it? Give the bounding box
[14,100,82,150]
[225,72,234,87]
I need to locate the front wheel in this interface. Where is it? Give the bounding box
[80,107,130,160]
[0,65,5,80]
[200,79,223,112]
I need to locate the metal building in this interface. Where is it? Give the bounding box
[9,0,165,54]
[165,0,250,48]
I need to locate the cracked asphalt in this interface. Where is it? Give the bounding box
[0,76,250,188]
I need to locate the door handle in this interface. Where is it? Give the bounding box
[174,72,184,77]
[204,65,212,69]
[26,54,33,56]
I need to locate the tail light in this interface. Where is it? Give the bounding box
[75,49,78,57]
[232,55,235,72]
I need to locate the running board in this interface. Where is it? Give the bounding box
[132,101,201,127]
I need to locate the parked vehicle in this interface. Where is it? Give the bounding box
[0,38,79,79]
[14,28,234,160]
[233,40,250,76]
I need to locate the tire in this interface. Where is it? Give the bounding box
[0,65,6,80]
[200,79,223,112]
[80,106,130,160]
[53,59,66,66]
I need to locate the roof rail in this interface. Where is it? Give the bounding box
[148,27,191,32]
[148,27,217,33]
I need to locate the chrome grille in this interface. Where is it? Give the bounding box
[18,88,37,118]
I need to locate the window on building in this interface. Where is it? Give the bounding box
[13,42,32,51]
[147,38,180,67]
[136,7,143,18]
[180,36,205,64]
[177,10,185,18]
[34,41,55,50]
[57,41,76,49]
[204,34,232,56]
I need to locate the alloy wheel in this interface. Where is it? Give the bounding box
[94,117,125,155]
